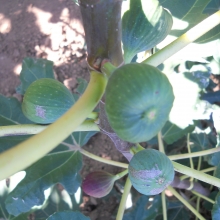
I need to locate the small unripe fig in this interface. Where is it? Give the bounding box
[82,171,116,198]
[22,78,75,124]
[105,63,174,143]
[128,149,174,195]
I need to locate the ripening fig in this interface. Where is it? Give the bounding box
[22,78,75,124]
[82,171,117,198]
[128,149,174,195]
[105,63,174,143]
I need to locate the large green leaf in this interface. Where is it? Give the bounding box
[5,151,82,216]
[0,95,32,126]
[122,0,172,63]
[11,183,83,219]
[159,0,220,43]
[190,131,217,152]
[123,195,162,220]
[17,57,55,95]
[212,192,220,220]
[156,201,190,220]
[162,121,195,145]
[47,211,90,220]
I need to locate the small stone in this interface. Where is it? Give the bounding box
[63,77,77,90]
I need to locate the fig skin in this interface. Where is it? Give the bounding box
[128,149,174,195]
[105,63,174,143]
[22,78,75,124]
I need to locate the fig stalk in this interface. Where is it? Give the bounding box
[116,177,132,220]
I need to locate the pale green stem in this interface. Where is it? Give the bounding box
[115,169,128,180]
[187,134,194,170]
[116,177,132,220]
[169,147,220,161]
[201,167,216,173]
[0,120,100,137]
[210,169,217,191]
[172,161,220,188]
[180,164,216,181]
[190,195,197,202]
[142,10,220,67]
[130,144,144,155]
[195,157,202,220]
[167,186,205,220]
[87,112,99,120]
[196,197,201,220]
[0,71,107,180]
[161,191,167,220]
[61,138,129,169]
[191,190,215,204]
[101,61,117,77]
[158,131,165,153]
[80,148,128,169]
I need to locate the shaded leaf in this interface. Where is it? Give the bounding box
[17,57,54,95]
[203,191,218,211]
[203,0,220,15]
[156,201,190,220]
[122,0,172,63]
[76,78,88,95]
[212,191,220,220]
[184,64,211,89]
[5,151,82,216]
[73,131,97,147]
[0,136,30,154]
[123,195,162,220]
[162,121,195,145]
[0,95,32,126]
[159,0,220,43]
[190,131,217,152]
[200,91,220,104]
[47,211,90,220]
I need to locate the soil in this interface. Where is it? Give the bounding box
[0,1,127,219]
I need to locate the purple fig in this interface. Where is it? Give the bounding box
[82,171,117,198]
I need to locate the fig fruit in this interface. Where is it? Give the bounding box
[128,149,174,195]
[105,63,174,143]
[22,78,75,124]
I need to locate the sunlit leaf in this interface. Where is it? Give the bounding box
[162,121,195,145]
[159,0,220,43]
[123,195,162,220]
[5,151,82,216]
